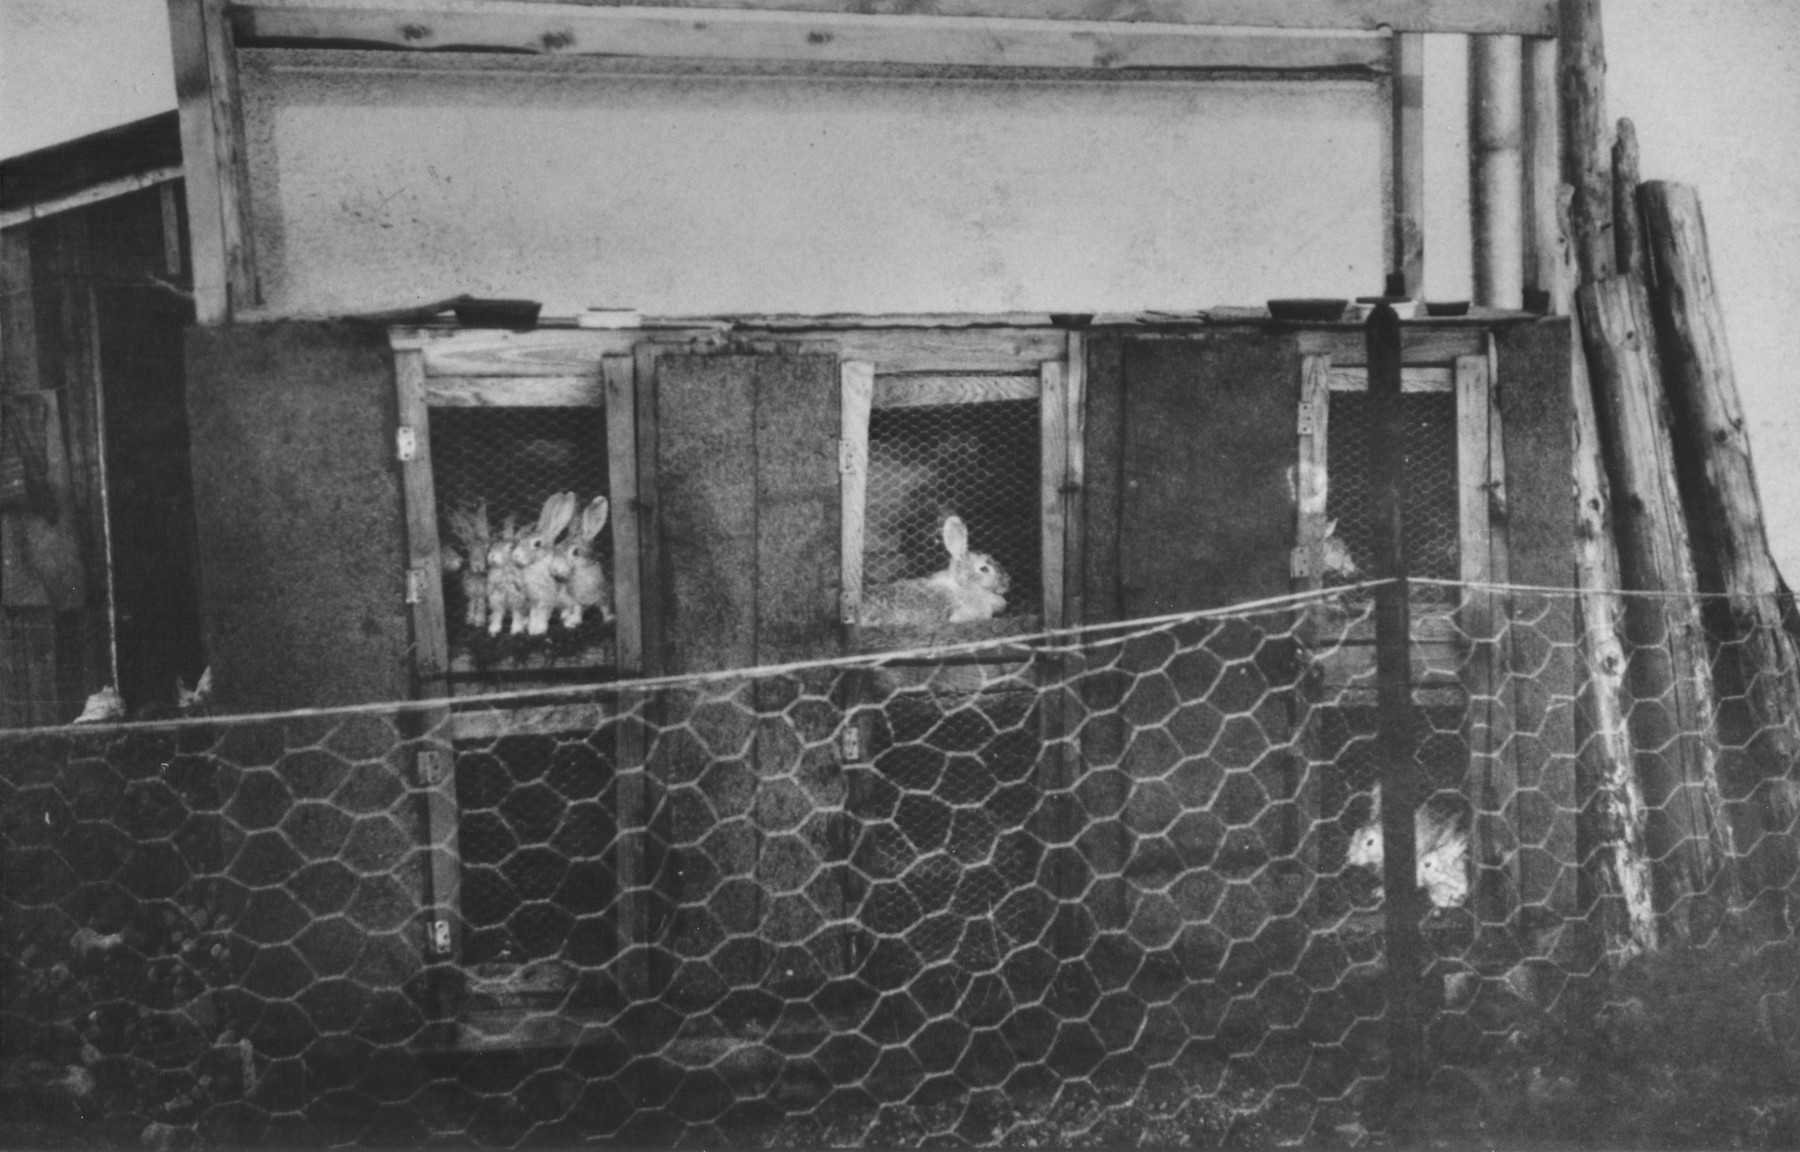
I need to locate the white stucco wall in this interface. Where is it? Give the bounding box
[239,53,1387,318]
[0,0,176,158]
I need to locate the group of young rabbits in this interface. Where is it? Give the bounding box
[442,493,613,637]
[1346,785,1471,909]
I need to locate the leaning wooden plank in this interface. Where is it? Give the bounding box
[1642,180,1800,884]
[1558,0,1613,286]
[1578,275,1735,938]
[1612,118,1648,283]
[239,0,1560,36]
[1470,35,1524,309]
[237,2,1395,71]
[1560,186,1655,959]
[167,0,257,322]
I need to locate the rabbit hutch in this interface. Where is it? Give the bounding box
[167,0,1583,1071]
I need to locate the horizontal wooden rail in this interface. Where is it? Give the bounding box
[234,0,1559,39]
[234,1,1405,72]
[0,166,183,232]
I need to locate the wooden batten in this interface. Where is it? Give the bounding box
[838,361,874,631]
[167,0,258,323]
[1578,275,1734,936]
[1521,35,1560,311]
[1038,359,1068,630]
[1390,32,1426,295]
[1641,180,1800,860]
[1469,35,1524,310]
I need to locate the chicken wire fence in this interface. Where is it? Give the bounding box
[4,583,1800,1148]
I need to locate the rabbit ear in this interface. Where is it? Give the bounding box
[583,496,610,538]
[538,492,576,539]
[941,515,969,559]
[1323,518,1339,536]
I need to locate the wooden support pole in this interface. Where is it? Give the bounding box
[1470,35,1525,309]
[1578,275,1735,940]
[1558,0,1614,285]
[1557,187,1657,960]
[1642,180,1800,896]
[1367,303,1427,1094]
[1612,118,1648,282]
[1390,33,1426,296]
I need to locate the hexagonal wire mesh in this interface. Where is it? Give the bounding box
[5,587,1800,1147]
[865,398,1041,619]
[1325,391,1460,596]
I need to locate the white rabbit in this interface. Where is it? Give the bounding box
[513,492,577,636]
[859,515,1010,628]
[485,514,526,636]
[1320,518,1359,580]
[1346,785,1469,909]
[549,494,612,629]
[443,499,491,629]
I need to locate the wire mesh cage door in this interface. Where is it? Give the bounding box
[839,359,1070,641]
[391,341,648,1017]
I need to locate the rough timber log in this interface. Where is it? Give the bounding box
[1558,187,1656,959]
[1641,181,1800,902]
[1559,0,1614,284]
[1612,118,1648,282]
[1578,275,1735,939]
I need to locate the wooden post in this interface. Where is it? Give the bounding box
[1521,36,1561,311]
[1559,0,1614,285]
[1557,188,1657,960]
[1642,180,1800,895]
[1578,276,1735,939]
[1368,304,1427,1095]
[166,0,257,322]
[1612,119,1648,283]
[1470,35,1525,309]
[1390,33,1426,296]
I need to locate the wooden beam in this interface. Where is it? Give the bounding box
[839,361,873,629]
[1039,359,1067,630]
[238,1,1398,71]
[167,0,257,322]
[872,374,1037,409]
[1470,35,1524,309]
[1390,32,1425,295]
[1558,0,1612,285]
[603,355,644,675]
[0,166,184,232]
[1611,117,1648,282]
[240,0,1558,38]
[423,374,603,407]
[1520,35,1559,310]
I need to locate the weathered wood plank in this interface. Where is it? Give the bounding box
[1390,31,1425,294]
[872,373,1037,409]
[425,374,604,407]
[0,166,184,232]
[753,353,841,664]
[603,355,644,674]
[1297,327,1485,366]
[395,349,451,687]
[1039,360,1067,631]
[1642,180,1800,890]
[1080,334,1124,623]
[167,0,257,321]
[238,0,1560,37]
[834,328,1068,373]
[633,343,665,674]
[1294,353,1332,595]
[1061,332,1087,628]
[1578,274,1734,937]
[840,362,874,629]
[1327,366,1453,392]
[1520,35,1559,310]
[416,329,667,375]
[239,2,1396,71]
[1612,118,1648,282]
[1470,34,1524,309]
[1559,0,1613,285]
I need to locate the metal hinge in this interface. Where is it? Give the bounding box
[428,919,453,956]
[406,565,426,604]
[1291,545,1317,578]
[396,426,417,462]
[1297,402,1321,437]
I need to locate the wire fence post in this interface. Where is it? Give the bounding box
[1366,303,1430,1096]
